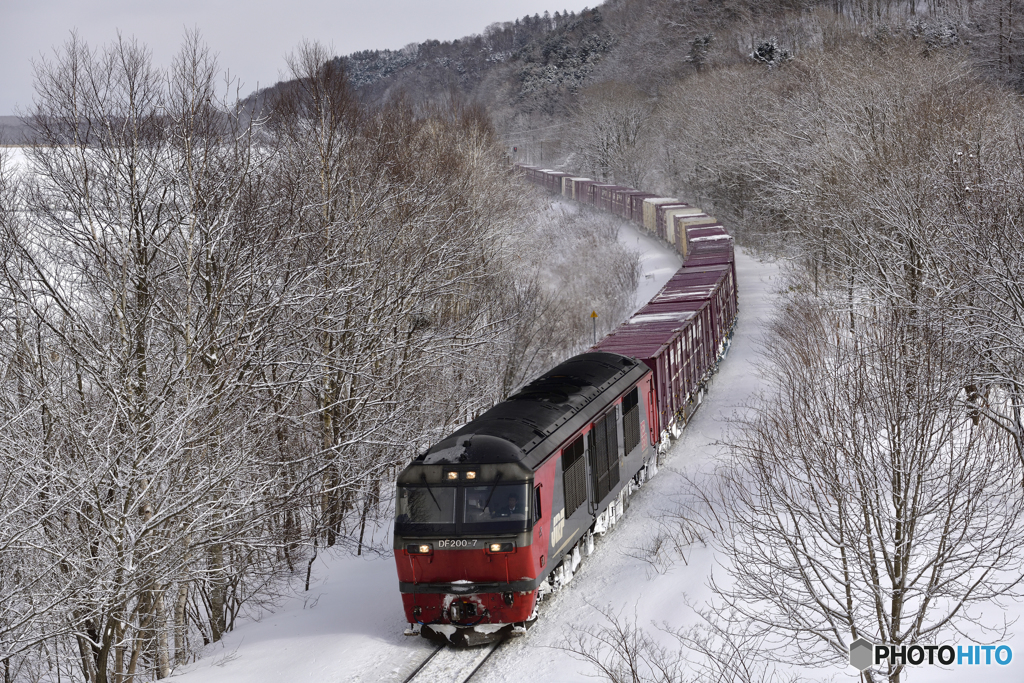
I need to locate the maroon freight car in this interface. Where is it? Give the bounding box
[517,165,738,433]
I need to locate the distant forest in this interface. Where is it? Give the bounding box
[256,1,1024,169]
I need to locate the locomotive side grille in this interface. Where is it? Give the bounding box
[562,436,587,517]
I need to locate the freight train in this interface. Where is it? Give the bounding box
[393,166,738,646]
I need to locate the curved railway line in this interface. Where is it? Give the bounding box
[391,165,737,653]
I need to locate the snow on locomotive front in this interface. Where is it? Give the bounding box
[394,352,658,646]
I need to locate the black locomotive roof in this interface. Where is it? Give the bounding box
[416,352,649,471]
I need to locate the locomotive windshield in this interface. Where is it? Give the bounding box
[395,482,530,536]
[396,486,457,531]
[462,483,529,534]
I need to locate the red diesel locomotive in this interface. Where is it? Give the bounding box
[395,352,658,646]
[394,166,738,646]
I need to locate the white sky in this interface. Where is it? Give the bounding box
[2,0,599,115]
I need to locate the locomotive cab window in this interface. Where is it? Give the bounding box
[462,482,531,534]
[395,486,457,532]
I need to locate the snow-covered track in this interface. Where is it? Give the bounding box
[403,639,505,683]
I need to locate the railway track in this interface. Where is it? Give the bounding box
[402,638,505,683]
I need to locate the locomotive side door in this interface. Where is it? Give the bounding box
[647,379,659,447]
[587,409,620,508]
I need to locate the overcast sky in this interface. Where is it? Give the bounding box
[1,0,598,115]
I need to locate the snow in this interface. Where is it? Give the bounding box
[651,287,717,300]
[428,624,458,638]
[1,145,27,169]
[688,234,732,243]
[170,549,438,683]
[626,311,694,324]
[169,220,1024,682]
[618,220,682,308]
[421,443,466,464]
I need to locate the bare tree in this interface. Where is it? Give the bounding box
[270,42,533,554]
[714,297,1024,682]
[567,81,655,189]
[1,28,644,682]
[0,145,89,677]
[561,604,684,683]
[560,603,803,683]
[499,203,641,395]
[3,31,298,681]
[935,106,1024,484]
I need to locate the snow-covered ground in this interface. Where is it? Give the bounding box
[1,145,27,170]
[619,220,683,310]
[170,220,1023,682]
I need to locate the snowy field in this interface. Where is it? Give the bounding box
[1,145,26,168]
[167,220,1023,682]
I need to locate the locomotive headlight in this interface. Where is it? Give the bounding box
[465,471,477,480]
[446,471,459,480]
[407,543,433,554]
[487,542,515,553]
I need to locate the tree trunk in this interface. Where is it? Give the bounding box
[174,584,189,666]
[208,542,227,643]
[154,587,171,678]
